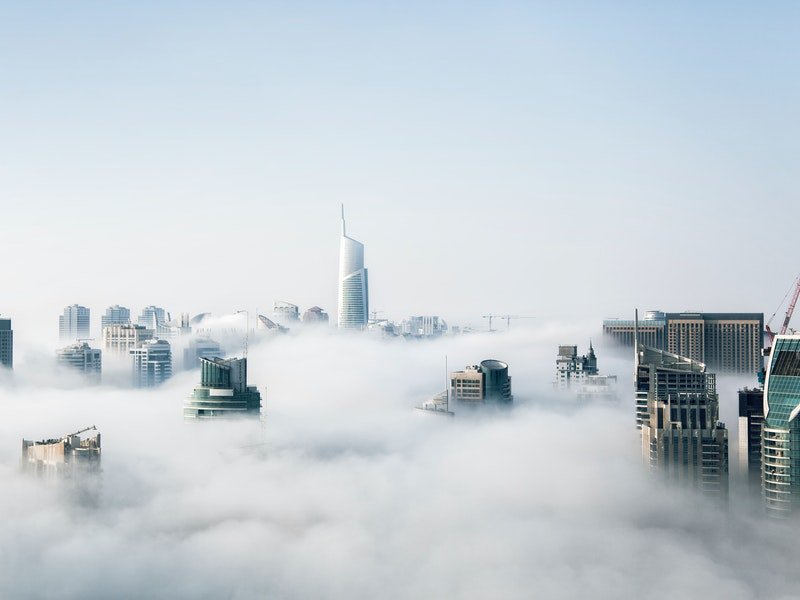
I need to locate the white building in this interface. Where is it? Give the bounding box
[130,339,172,387]
[555,343,598,391]
[103,324,154,354]
[337,206,369,329]
[57,342,102,380]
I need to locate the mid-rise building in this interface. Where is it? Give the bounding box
[636,338,728,501]
[761,335,800,518]
[59,304,90,343]
[274,301,300,323]
[103,324,154,354]
[57,342,101,380]
[0,317,12,369]
[450,360,513,405]
[131,339,172,387]
[337,206,369,329]
[183,337,222,370]
[184,357,262,418]
[21,426,101,479]
[604,311,763,375]
[738,387,764,493]
[302,306,329,324]
[101,305,131,328]
[555,343,598,391]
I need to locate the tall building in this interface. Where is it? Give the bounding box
[450,360,513,405]
[57,342,102,380]
[337,206,369,329]
[636,333,729,501]
[22,426,101,479]
[274,301,300,323]
[59,304,90,343]
[738,387,764,493]
[555,343,598,391]
[302,306,329,324]
[604,311,763,375]
[183,337,222,370]
[130,339,172,387]
[761,335,800,517]
[101,305,131,328]
[137,305,167,330]
[103,324,154,354]
[0,317,12,369]
[184,357,262,418]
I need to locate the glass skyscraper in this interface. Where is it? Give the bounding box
[337,207,368,329]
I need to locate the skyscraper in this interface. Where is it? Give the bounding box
[184,356,262,419]
[137,306,167,330]
[738,387,764,493]
[0,318,12,369]
[101,305,131,328]
[59,304,90,343]
[56,342,102,381]
[761,335,800,517]
[636,318,729,501]
[130,339,172,387]
[337,206,368,329]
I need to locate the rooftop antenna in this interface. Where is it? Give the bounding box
[634,308,640,356]
[341,203,346,236]
[445,354,449,412]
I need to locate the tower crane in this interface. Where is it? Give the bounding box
[765,274,800,348]
[482,314,535,332]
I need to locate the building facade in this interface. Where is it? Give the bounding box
[183,337,222,370]
[22,426,101,479]
[337,207,369,329]
[274,301,300,322]
[57,342,102,380]
[103,324,154,354]
[450,360,513,405]
[184,357,262,418]
[0,318,12,369]
[738,387,764,493]
[636,342,729,501]
[137,305,167,330]
[556,343,598,391]
[59,304,90,343]
[604,311,763,375]
[101,305,131,328]
[302,306,329,324]
[761,335,800,518]
[130,339,172,387]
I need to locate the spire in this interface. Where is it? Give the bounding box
[341,204,346,236]
[588,338,595,357]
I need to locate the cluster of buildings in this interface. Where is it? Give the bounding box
[554,343,618,401]
[21,426,101,479]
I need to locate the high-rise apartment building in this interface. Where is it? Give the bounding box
[636,338,728,501]
[555,343,598,391]
[101,305,131,328]
[130,339,172,387]
[137,306,167,330]
[761,335,800,517]
[103,324,154,354]
[59,304,90,343]
[337,207,369,329]
[450,360,513,405]
[0,318,12,369]
[184,356,262,418]
[738,387,764,492]
[57,342,102,380]
[605,311,763,375]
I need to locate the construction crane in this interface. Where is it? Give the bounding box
[482,314,535,332]
[765,274,800,347]
[65,425,97,438]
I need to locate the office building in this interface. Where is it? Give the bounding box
[103,324,154,354]
[761,335,800,517]
[131,339,172,387]
[184,357,262,418]
[57,342,101,380]
[636,336,728,501]
[337,206,369,329]
[738,387,764,493]
[183,337,222,370]
[101,305,131,328]
[22,426,101,479]
[274,301,300,323]
[137,305,167,330]
[450,360,513,405]
[604,311,763,375]
[302,306,329,324]
[59,304,90,343]
[555,343,598,391]
[0,317,12,369]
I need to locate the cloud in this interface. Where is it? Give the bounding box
[0,324,793,599]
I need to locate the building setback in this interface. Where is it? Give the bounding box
[184,356,261,418]
[0,317,12,369]
[131,339,172,387]
[57,342,102,380]
[59,304,90,343]
[604,311,764,375]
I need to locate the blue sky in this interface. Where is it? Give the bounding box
[1,2,798,337]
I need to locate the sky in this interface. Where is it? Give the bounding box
[2,2,799,339]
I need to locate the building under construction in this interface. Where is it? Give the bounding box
[21,426,101,479]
